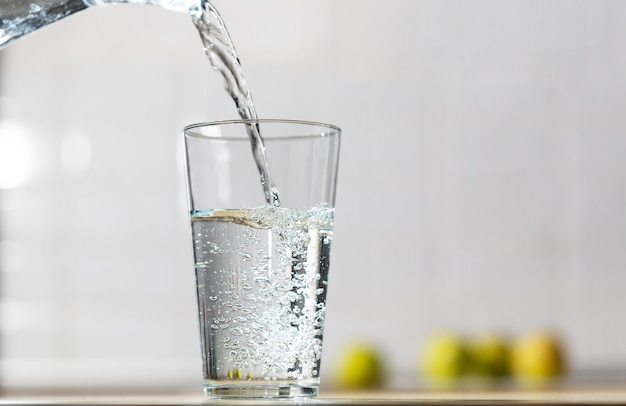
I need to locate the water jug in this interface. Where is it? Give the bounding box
[0,0,199,48]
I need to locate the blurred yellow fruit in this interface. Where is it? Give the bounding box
[335,343,385,389]
[421,332,470,387]
[510,331,565,386]
[468,334,511,378]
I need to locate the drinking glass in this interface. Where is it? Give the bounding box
[183,119,341,398]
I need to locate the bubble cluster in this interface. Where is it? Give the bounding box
[191,206,334,383]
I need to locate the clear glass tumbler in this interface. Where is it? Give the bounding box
[183,119,341,399]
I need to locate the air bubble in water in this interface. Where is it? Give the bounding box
[254,277,270,289]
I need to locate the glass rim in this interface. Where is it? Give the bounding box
[183,119,341,141]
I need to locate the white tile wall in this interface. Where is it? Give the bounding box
[1,0,626,390]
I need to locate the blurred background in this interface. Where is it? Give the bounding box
[1,0,626,393]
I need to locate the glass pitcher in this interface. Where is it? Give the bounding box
[0,0,200,48]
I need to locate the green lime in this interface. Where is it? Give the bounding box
[335,343,385,389]
[421,332,470,387]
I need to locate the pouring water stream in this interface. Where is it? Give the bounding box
[0,0,281,207]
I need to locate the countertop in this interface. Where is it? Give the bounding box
[3,372,626,405]
[3,388,626,405]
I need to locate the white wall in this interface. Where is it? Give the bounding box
[1,0,626,391]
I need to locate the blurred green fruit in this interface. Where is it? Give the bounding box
[421,332,470,387]
[335,343,385,389]
[511,331,565,386]
[468,334,511,378]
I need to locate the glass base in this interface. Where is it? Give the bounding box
[203,382,319,399]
